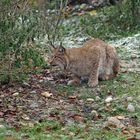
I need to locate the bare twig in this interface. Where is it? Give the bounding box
[43,0,68,50]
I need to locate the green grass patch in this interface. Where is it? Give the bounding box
[0,120,128,140]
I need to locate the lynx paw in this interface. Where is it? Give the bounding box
[88,81,98,87]
[99,74,109,81]
[67,79,80,86]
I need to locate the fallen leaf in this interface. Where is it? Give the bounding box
[68,95,77,99]
[86,98,94,103]
[116,116,126,120]
[12,92,19,96]
[77,12,85,16]
[21,114,30,120]
[135,127,140,133]
[89,10,97,16]
[71,114,85,122]
[46,77,54,81]
[69,132,75,136]
[122,129,129,134]
[41,91,53,98]
[106,117,125,128]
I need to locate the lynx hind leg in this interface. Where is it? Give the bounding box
[99,58,114,81]
[106,45,119,77]
[103,57,115,80]
[113,56,120,76]
[105,56,119,79]
[67,76,80,86]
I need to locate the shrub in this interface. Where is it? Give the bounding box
[79,0,140,40]
[0,0,68,85]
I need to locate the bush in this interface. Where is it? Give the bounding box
[0,0,68,85]
[79,0,140,40]
[0,0,47,84]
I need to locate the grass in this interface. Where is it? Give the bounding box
[0,72,140,140]
[61,4,140,41]
[0,120,127,140]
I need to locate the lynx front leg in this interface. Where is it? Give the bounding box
[88,64,99,87]
[105,58,114,80]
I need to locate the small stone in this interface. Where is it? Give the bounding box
[0,95,4,98]
[41,91,53,98]
[30,90,37,94]
[106,103,111,107]
[107,117,125,128]
[131,54,137,59]
[87,98,94,103]
[91,110,98,115]
[12,92,19,96]
[0,124,5,129]
[127,104,135,112]
[105,96,113,103]
[39,80,44,83]
[95,96,101,101]
[126,96,133,101]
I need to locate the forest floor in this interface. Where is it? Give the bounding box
[0,6,140,140]
[1,66,140,140]
[1,36,140,140]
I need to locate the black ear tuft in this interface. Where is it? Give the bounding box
[58,42,65,53]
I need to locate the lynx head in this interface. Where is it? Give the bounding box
[49,45,67,70]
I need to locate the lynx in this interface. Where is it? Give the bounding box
[49,39,119,87]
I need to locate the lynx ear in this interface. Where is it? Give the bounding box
[48,44,56,53]
[59,42,65,53]
[50,45,56,52]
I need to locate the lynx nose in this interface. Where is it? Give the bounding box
[48,59,53,65]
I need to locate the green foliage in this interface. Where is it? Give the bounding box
[0,119,128,140]
[0,0,47,84]
[79,0,140,40]
[0,0,139,84]
[0,0,68,84]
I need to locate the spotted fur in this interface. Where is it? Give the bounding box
[49,39,120,87]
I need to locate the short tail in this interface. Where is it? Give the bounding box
[113,55,120,76]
